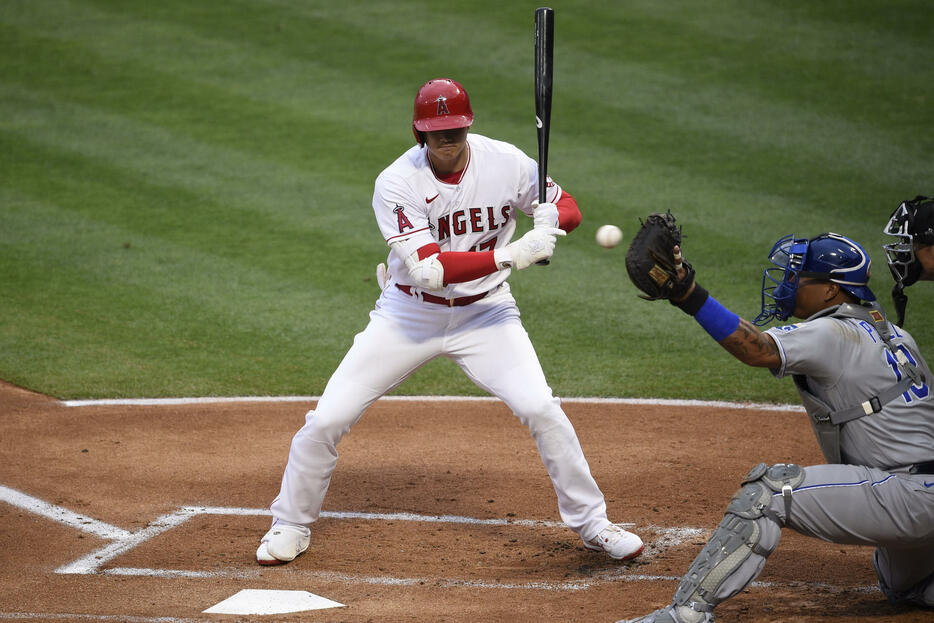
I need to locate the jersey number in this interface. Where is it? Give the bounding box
[885,346,930,403]
[472,236,498,253]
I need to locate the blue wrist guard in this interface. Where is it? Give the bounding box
[674,283,740,342]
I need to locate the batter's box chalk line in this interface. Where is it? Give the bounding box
[0,483,878,595]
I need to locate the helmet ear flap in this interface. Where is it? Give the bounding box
[902,257,924,287]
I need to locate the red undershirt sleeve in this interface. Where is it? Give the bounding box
[416,243,497,284]
[556,190,582,233]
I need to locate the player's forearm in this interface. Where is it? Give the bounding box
[437,251,497,283]
[673,283,781,368]
[415,243,498,283]
[718,318,781,368]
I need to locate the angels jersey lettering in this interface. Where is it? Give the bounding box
[373,134,562,298]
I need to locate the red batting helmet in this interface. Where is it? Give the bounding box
[412,78,474,145]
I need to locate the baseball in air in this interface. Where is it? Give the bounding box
[596,224,623,248]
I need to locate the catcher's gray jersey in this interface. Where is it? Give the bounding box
[642,311,934,617]
[766,313,934,469]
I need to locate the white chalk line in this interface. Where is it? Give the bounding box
[1,484,878,598]
[0,615,204,623]
[4,575,884,623]
[0,484,131,540]
[61,394,803,412]
[101,566,676,590]
[56,508,200,575]
[1,484,694,583]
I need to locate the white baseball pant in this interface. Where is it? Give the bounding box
[270,283,612,541]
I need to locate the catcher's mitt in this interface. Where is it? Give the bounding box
[625,211,693,300]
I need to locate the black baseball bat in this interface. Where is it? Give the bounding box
[534,6,554,265]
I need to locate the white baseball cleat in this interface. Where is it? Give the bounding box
[582,523,644,560]
[256,523,310,566]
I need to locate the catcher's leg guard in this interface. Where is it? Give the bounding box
[669,463,804,615]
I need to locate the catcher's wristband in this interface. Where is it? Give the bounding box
[672,283,708,315]
[673,283,740,342]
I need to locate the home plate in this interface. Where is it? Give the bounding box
[203,589,345,614]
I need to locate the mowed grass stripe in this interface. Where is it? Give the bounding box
[11,0,927,189]
[0,129,376,320]
[0,188,369,398]
[548,23,929,195]
[1,0,450,150]
[0,21,398,191]
[2,0,931,400]
[6,0,925,214]
[0,82,381,255]
[6,0,928,191]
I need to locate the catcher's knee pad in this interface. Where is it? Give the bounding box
[732,462,805,523]
[672,463,803,610]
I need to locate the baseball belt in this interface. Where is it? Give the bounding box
[395,284,491,307]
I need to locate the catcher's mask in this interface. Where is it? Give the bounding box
[412,78,474,146]
[883,195,934,289]
[754,232,875,326]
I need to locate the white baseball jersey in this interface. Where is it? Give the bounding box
[373,133,562,297]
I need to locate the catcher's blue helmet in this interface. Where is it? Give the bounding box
[754,232,875,326]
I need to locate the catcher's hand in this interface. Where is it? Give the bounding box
[625,211,695,300]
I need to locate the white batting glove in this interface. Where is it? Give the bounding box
[408,255,445,291]
[494,227,566,270]
[532,201,559,229]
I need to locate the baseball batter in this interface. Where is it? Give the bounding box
[621,229,934,622]
[256,78,643,565]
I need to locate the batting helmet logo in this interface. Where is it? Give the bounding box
[412,78,474,145]
[436,96,450,116]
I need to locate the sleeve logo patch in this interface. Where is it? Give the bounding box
[394,205,414,233]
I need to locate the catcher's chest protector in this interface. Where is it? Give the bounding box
[791,303,924,464]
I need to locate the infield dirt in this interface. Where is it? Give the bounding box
[1,381,930,622]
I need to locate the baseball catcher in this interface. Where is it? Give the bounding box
[619,219,934,622]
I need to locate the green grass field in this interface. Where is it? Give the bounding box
[2,0,932,403]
